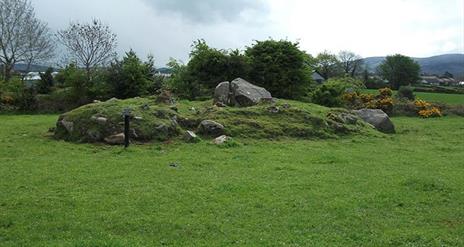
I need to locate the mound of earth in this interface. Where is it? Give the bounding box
[54,96,378,144]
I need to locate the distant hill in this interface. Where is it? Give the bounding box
[13,64,54,73]
[364,54,464,78]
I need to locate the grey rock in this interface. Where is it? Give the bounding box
[213,135,231,145]
[104,133,125,145]
[156,124,170,134]
[214,78,273,107]
[198,120,225,137]
[95,117,107,125]
[231,78,272,106]
[60,120,74,133]
[184,130,201,143]
[268,106,280,113]
[214,81,232,105]
[353,109,395,133]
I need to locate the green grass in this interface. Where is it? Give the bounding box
[363,89,464,105]
[1,114,464,246]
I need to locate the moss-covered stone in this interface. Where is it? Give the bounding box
[54,97,378,143]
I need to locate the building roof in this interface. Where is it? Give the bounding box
[312,72,325,81]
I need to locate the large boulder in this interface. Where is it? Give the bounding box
[214,78,272,107]
[198,120,225,137]
[353,109,395,133]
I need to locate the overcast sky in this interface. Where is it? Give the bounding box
[33,0,464,66]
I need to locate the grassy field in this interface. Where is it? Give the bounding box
[1,114,464,246]
[363,89,464,105]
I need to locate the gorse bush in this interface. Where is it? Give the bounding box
[342,87,394,114]
[414,100,442,118]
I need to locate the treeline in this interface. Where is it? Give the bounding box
[1,0,425,113]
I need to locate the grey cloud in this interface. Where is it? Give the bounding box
[142,0,269,23]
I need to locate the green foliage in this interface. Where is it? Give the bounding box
[166,58,206,100]
[377,54,420,90]
[246,39,312,99]
[55,63,88,103]
[314,51,341,79]
[167,40,251,100]
[106,50,154,99]
[312,77,364,107]
[311,83,346,107]
[1,78,38,111]
[36,67,54,94]
[398,86,415,100]
[187,40,229,90]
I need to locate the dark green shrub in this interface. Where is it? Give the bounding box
[398,86,415,100]
[246,39,311,99]
[167,40,251,100]
[106,50,154,99]
[312,77,364,107]
[36,68,54,94]
[312,83,346,107]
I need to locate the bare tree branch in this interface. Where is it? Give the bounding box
[57,19,117,81]
[0,0,54,81]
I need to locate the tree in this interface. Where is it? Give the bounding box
[338,51,363,77]
[167,40,250,99]
[55,63,88,103]
[314,51,341,80]
[37,67,54,94]
[106,50,154,99]
[246,40,311,99]
[57,19,117,82]
[377,54,420,90]
[0,0,54,81]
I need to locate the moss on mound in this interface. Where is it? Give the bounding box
[54,97,378,143]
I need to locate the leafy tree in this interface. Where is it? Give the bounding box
[246,39,311,99]
[37,67,54,94]
[55,63,88,103]
[167,40,250,100]
[315,51,341,80]
[106,50,154,99]
[166,58,202,100]
[0,0,54,81]
[226,49,251,82]
[377,54,420,90]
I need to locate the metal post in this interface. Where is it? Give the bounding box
[123,108,131,148]
[124,114,130,148]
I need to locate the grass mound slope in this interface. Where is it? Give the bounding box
[54,96,377,143]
